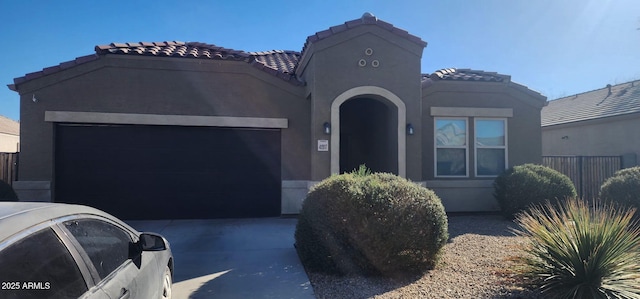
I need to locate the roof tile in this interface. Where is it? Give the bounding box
[422,68,509,87]
[330,24,347,34]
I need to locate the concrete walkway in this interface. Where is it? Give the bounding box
[127,218,315,299]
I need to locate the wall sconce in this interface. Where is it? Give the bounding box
[32,94,38,103]
[406,123,414,135]
[561,135,569,140]
[323,122,331,135]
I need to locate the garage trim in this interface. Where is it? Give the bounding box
[45,111,288,128]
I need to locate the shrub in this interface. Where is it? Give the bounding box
[600,166,640,210]
[512,198,640,298]
[295,169,448,277]
[494,164,577,219]
[0,180,18,201]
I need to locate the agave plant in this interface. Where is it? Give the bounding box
[512,198,640,299]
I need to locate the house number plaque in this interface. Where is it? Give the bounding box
[317,140,329,151]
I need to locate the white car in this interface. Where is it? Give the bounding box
[0,202,173,299]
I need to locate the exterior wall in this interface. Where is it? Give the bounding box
[422,81,545,211]
[299,25,424,182]
[0,133,19,153]
[15,55,310,204]
[542,113,640,167]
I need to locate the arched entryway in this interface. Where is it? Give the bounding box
[330,86,406,177]
[339,97,398,174]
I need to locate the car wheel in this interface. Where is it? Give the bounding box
[162,266,172,299]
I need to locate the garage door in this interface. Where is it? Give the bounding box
[55,124,281,220]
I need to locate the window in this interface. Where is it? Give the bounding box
[475,119,507,176]
[435,118,468,176]
[0,228,88,299]
[64,219,132,279]
[434,117,508,177]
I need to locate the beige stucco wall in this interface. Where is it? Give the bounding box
[542,113,640,167]
[0,133,19,153]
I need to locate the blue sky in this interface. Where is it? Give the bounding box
[1,0,638,121]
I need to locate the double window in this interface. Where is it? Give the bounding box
[435,117,507,177]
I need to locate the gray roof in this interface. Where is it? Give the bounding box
[541,80,640,127]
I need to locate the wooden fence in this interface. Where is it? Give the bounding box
[0,153,18,185]
[542,156,622,201]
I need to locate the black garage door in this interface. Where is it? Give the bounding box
[55,124,281,220]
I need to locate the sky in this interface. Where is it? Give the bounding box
[1,0,639,121]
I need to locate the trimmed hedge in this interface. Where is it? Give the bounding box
[0,180,18,201]
[295,170,448,277]
[600,166,640,210]
[493,164,577,218]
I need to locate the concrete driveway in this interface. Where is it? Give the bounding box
[127,218,315,299]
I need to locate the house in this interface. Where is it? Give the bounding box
[541,81,640,167]
[0,116,19,153]
[8,14,547,219]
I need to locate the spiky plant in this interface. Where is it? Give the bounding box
[512,198,640,299]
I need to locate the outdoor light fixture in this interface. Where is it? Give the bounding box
[32,94,38,103]
[406,123,414,135]
[323,122,331,135]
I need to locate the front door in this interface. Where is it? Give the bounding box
[339,97,398,174]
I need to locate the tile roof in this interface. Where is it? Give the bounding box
[300,13,427,61]
[422,68,509,87]
[94,41,251,60]
[542,80,640,126]
[98,42,304,85]
[8,15,538,95]
[10,42,303,88]
[0,115,19,136]
[11,54,100,88]
[249,50,300,83]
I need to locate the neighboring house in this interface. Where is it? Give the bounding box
[0,115,19,153]
[8,14,546,219]
[541,80,640,167]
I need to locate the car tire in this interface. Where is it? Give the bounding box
[162,266,172,299]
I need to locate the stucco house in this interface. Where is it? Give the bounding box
[0,116,19,153]
[542,80,639,167]
[8,14,546,219]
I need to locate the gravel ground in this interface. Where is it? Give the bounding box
[307,214,544,299]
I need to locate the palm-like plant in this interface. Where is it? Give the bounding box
[512,198,640,299]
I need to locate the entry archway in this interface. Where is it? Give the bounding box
[330,86,406,177]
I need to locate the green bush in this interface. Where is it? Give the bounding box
[0,180,18,201]
[512,198,640,298]
[600,166,640,210]
[494,164,577,219]
[295,169,448,277]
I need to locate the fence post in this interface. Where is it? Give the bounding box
[578,156,584,199]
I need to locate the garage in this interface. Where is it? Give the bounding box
[54,123,281,220]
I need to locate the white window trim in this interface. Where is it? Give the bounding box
[474,118,508,177]
[434,117,469,178]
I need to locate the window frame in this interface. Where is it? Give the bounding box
[56,215,138,286]
[0,225,91,298]
[434,117,469,178]
[474,118,508,177]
